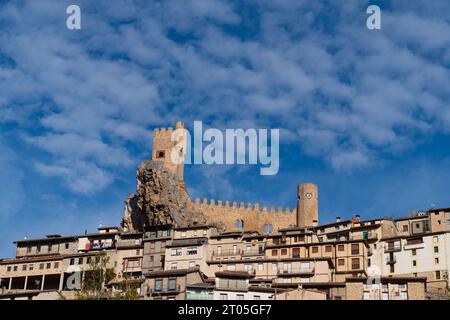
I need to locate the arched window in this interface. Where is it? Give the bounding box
[235,219,244,230]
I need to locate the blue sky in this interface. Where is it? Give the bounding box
[1,0,450,257]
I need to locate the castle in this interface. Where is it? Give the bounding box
[151,121,318,234]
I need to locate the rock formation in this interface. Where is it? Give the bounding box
[121,160,208,232]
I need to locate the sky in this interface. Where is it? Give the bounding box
[0,0,450,257]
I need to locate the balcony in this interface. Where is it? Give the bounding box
[212,249,241,258]
[277,268,315,276]
[242,249,265,257]
[384,244,401,253]
[149,284,182,295]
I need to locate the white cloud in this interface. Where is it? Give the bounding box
[1,0,450,193]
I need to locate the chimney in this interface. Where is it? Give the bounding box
[312,219,318,227]
[336,216,341,223]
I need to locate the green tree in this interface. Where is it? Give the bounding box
[77,252,116,300]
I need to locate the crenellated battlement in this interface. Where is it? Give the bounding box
[192,197,296,216]
[153,126,174,137]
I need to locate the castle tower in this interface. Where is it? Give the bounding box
[297,183,318,227]
[152,121,186,180]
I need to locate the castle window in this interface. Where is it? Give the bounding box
[264,224,273,234]
[157,151,165,159]
[235,219,244,230]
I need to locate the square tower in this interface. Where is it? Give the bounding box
[152,121,186,180]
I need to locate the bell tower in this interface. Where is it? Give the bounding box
[297,183,318,227]
[151,121,186,180]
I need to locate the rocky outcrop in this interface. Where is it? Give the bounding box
[121,160,208,232]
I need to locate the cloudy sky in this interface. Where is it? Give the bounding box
[1,0,450,257]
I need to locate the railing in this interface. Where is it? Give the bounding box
[242,249,265,257]
[384,244,401,253]
[212,249,241,257]
[186,292,213,300]
[277,268,315,275]
[150,284,181,294]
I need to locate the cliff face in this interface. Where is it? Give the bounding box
[121,160,207,232]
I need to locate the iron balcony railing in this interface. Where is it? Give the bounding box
[385,244,402,253]
[150,284,182,294]
[277,267,315,276]
[212,249,241,257]
[242,249,265,256]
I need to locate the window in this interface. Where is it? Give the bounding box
[78,258,83,265]
[236,294,244,300]
[150,242,155,249]
[161,241,166,249]
[171,263,177,270]
[434,246,439,253]
[39,263,44,270]
[292,248,300,258]
[281,249,287,256]
[37,245,41,253]
[311,246,319,254]
[48,245,52,252]
[127,259,140,268]
[390,264,395,273]
[136,249,141,255]
[46,263,51,269]
[168,279,177,291]
[171,248,182,256]
[435,271,441,280]
[29,264,33,271]
[246,244,252,252]
[245,264,252,272]
[271,249,278,257]
[412,260,417,267]
[351,244,359,255]
[87,257,91,264]
[65,243,70,250]
[27,247,32,254]
[181,231,186,237]
[435,257,439,264]
[233,245,238,255]
[402,225,409,232]
[235,219,244,230]
[351,258,360,270]
[368,258,371,267]
[54,262,59,268]
[22,265,27,271]
[338,244,345,252]
[413,273,418,277]
[6,266,11,272]
[189,261,195,268]
[325,245,332,253]
[264,224,273,234]
[193,230,197,237]
[227,264,236,271]
[156,151,165,159]
[155,279,163,292]
[412,249,416,256]
[258,263,264,271]
[220,293,228,300]
[272,263,277,271]
[187,247,198,256]
[338,259,345,266]
[13,266,17,272]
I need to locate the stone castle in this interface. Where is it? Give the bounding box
[123,121,318,234]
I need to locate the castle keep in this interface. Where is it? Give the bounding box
[150,121,319,233]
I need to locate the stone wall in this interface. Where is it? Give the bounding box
[190,197,297,234]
